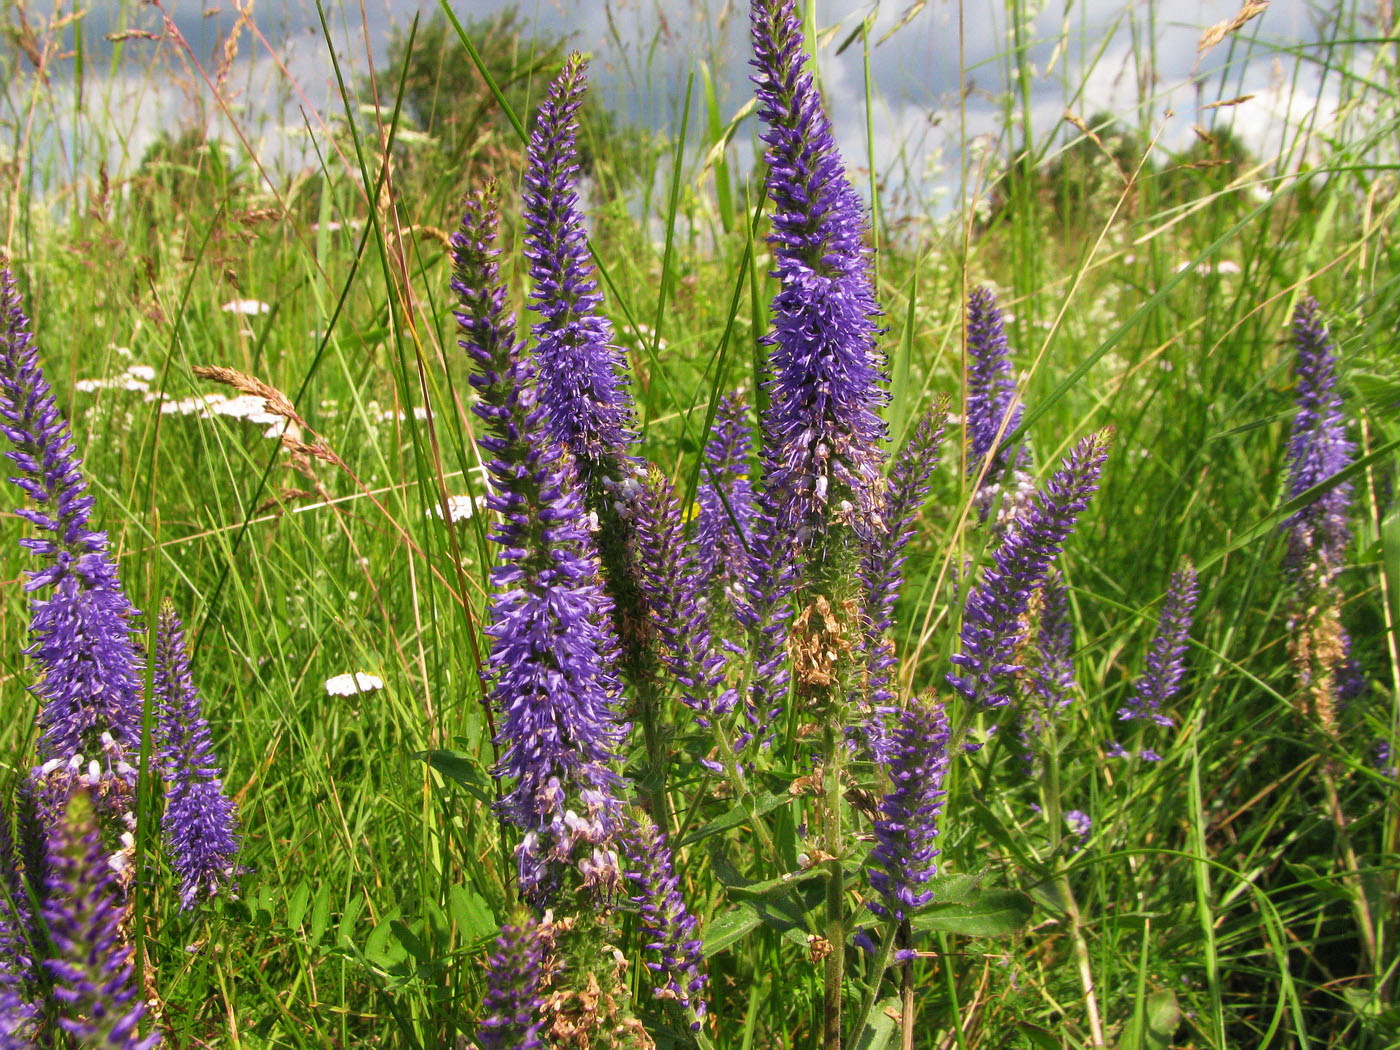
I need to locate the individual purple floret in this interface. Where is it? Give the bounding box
[751,0,889,544]
[454,184,627,903]
[1064,810,1091,847]
[41,789,160,1049]
[859,403,949,761]
[630,467,735,723]
[695,393,758,615]
[867,694,950,939]
[624,814,709,1025]
[1282,298,1354,583]
[477,916,547,1050]
[965,287,1023,480]
[1119,562,1198,732]
[153,600,241,909]
[523,55,635,479]
[948,430,1111,709]
[0,266,145,763]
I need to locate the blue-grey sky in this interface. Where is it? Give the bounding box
[10,0,1368,212]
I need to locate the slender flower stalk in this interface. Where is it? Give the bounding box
[0,266,145,764]
[624,813,708,1026]
[454,183,627,903]
[750,0,888,545]
[1117,562,1198,745]
[477,915,547,1050]
[153,600,242,908]
[695,393,758,616]
[965,287,1023,479]
[866,694,950,937]
[40,789,160,1049]
[948,430,1112,710]
[523,55,635,480]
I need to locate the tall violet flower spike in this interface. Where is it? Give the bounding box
[454,184,627,903]
[694,393,758,613]
[965,286,1023,479]
[866,693,950,946]
[0,803,38,1048]
[153,600,242,908]
[751,0,889,543]
[1118,561,1198,737]
[948,430,1112,709]
[41,789,160,1049]
[624,813,709,1026]
[523,55,635,479]
[1282,297,1354,583]
[0,266,145,763]
[477,915,547,1050]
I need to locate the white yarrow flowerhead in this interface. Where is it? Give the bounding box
[325,672,384,697]
[221,299,271,316]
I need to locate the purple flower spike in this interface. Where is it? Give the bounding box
[948,430,1111,709]
[1119,562,1197,731]
[153,601,242,909]
[630,467,735,721]
[0,803,38,1049]
[1282,297,1354,582]
[867,694,950,929]
[624,814,708,1025]
[478,916,546,1050]
[751,0,889,543]
[454,184,627,903]
[965,287,1023,479]
[695,393,758,615]
[523,55,635,478]
[41,789,161,1049]
[0,266,145,763]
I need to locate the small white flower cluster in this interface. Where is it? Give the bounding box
[324,672,384,697]
[220,299,271,316]
[425,494,485,524]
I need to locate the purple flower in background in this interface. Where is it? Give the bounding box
[0,803,38,1048]
[1016,570,1077,774]
[1282,297,1354,582]
[454,184,627,903]
[41,789,160,1049]
[948,430,1111,709]
[867,694,950,935]
[630,467,735,722]
[153,600,241,909]
[965,287,1023,479]
[477,915,546,1050]
[859,403,949,760]
[734,473,794,750]
[750,0,889,543]
[0,266,145,763]
[1119,562,1198,732]
[695,393,758,613]
[523,55,635,479]
[624,814,708,1025]
[1064,809,1092,847]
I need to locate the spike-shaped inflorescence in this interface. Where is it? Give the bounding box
[629,467,735,723]
[859,402,950,759]
[1282,298,1354,583]
[965,287,1023,479]
[624,813,708,1026]
[948,430,1111,709]
[40,789,160,1049]
[0,802,37,1049]
[866,694,950,939]
[0,266,145,764]
[477,915,547,1050]
[1119,562,1197,731]
[523,55,635,480]
[153,600,242,909]
[750,0,889,545]
[454,184,627,903]
[695,393,758,616]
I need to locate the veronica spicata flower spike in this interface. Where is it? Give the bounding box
[695,393,758,613]
[153,600,241,908]
[948,430,1111,710]
[41,789,160,1049]
[0,266,145,763]
[1015,569,1076,774]
[625,813,709,1025]
[751,0,889,543]
[1118,562,1197,735]
[454,184,627,903]
[965,287,1023,478]
[523,55,635,478]
[0,803,38,1049]
[477,915,547,1050]
[1282,297,1354,582]
[867,694,950,939]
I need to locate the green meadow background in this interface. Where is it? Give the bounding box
[1,0,1397,1046]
